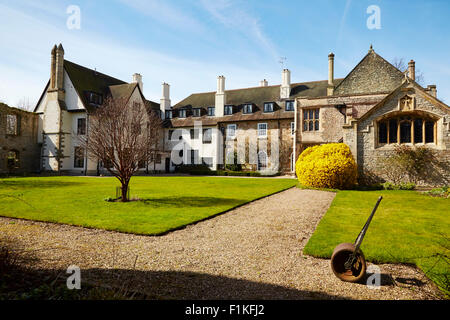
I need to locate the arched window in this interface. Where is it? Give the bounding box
[378,114,436,145]
[257,151,267,171]
[7,150,19,169]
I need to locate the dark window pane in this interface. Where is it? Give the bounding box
[425,121,434,143]
[314,109,320,119]
[400,121,412,143]
[413,119,423,143]
[308,121,313,131]
[315,120,319,131]
[309,109,314,119]
[389,119,398,143]
[303,110,308,120]
[379,122,387,143]
[303,121,307,131]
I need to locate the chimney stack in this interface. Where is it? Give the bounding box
[160,82,171,116]
[327,52,335,96]
[215,75,226,117]
[132,73,143,92]
[427,85,437,98]
[408,60,415,81]
[48,44,65,101]
[280,69,291,99]
[55,44,64,91]
[259,79,268,87]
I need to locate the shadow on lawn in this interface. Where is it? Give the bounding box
[0,179,85,190]
[141,196,245,208]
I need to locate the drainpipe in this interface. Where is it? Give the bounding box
[293,99,298,175]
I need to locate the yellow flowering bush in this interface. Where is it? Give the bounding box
[296,143,357,189]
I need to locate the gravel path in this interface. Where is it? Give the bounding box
[0,188,443,299]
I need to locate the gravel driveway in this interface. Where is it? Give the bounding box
[0,188,443,299]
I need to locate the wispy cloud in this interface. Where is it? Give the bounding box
[117,0,204,33]
[199,0,279,61]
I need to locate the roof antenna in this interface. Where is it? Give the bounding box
[94,67,97,76]
[279,57,287,69]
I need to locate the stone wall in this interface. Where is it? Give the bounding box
[348,84,450,186]
[222,119,294,173]
[334,50,404,95]
[0,104,40,174]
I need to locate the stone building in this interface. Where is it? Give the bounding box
[0,103,40,174]
[32,44,450,184]
[34,44,166,175]
[295,46,450,185]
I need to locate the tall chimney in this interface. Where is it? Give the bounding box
[259,79,268,87]
[132,73,143,92]
[280,69,291,99]
[50,45,57,89]
[55,44,64,91]
[327,52,335,96]
[427,85,437,98]
[215,75,226,117]
[408,60,415,81]
[160,82,171,116]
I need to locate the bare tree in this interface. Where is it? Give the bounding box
[79,96,163,202]
[391,57,425,85]
[16,97,33,111]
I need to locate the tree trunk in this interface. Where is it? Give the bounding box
[121,180,129,202]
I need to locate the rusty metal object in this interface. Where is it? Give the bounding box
[331,242,366,282]
[330,196,383,283]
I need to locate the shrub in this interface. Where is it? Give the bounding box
[382,182,416,190]
[176,164,212,174]
[295,143,357,189]
[377,145,437,184]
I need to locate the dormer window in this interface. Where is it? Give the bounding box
[286,100,294,111]
[264,102,274,113]
[224,105,233,115]
[165,110,172,119]
[88,92,102,105]
[207,106,215,116]
[178,109,187,118]
[243,104,253,114]
[193,108,202,117]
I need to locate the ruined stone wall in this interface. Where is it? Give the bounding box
[0,104,40,174]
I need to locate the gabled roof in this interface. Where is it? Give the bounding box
[358,79,450,122]
[334,48,405,96]
[34,59,160,113]
[173,79,344,110]
[63,60,126,112]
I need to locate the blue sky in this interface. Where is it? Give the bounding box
[1,0,449,108]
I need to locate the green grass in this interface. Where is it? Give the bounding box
[303,189,450,295]
[0,176,296,236]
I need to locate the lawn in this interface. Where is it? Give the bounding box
[303,190,450,295]
[0,176,296,235]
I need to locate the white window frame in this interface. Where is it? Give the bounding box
[257,151,268,171]
[257,123,267,138]
[243,104,253,114]
[264,102,274,113]
[224,105,233,115]
[286,100,295,111]
[227,124,237,139]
